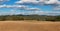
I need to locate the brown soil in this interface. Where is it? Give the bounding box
[0,21,60,31]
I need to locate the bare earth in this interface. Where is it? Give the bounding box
[0,21,60,31]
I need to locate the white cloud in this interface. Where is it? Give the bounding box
[25,8,40,11]
[0,0,9,1]
[0,5,27,8]
[53,4,60,11]
[21,0,37,2]
[15,0,39,5]
[15,0,60,5]
[46,12,60,16]
[0,4,41,15]
[15,0,40,5]
[0,4,60,15]
[44,0,58,4]
[0,0,10,5]
[0,5,40,11]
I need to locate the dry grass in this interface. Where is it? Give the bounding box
[0,21,60,31]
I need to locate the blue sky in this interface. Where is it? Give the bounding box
[0,0,60,15]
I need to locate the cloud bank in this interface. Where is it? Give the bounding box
[15,0,60,11]
[15,0,60,5]
[0,0,60,15]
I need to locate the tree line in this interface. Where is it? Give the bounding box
[0,14,60,21]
